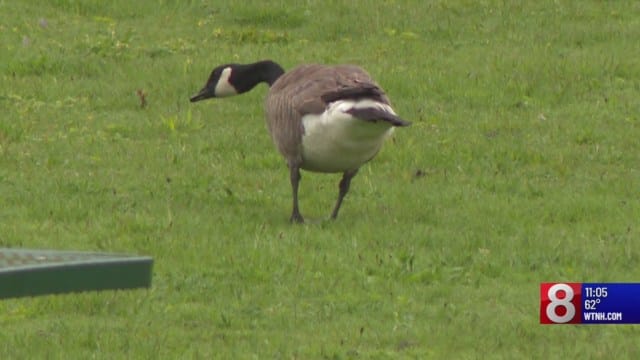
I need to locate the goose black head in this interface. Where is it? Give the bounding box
[190,64,237,102]
[190,60,285,103]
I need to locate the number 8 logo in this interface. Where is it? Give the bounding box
[546,283,576,323]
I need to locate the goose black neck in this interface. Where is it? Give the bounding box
[233,60,285,93]
[254,60,285,86]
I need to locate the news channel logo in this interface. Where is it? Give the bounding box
[540,283,640,324]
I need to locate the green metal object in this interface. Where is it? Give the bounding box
[0,248,153,299]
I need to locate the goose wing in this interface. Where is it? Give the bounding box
[283,65,390,115]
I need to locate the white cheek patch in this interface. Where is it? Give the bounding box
[214,67,238,97]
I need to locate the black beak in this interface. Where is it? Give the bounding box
[190,87,213,102]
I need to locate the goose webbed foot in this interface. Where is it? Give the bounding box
[290,211,304,224]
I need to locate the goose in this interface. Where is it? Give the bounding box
[190,60,410,223]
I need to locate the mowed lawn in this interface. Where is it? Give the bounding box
[1,0,640,358]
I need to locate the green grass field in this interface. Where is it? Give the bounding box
[2,0,640,358]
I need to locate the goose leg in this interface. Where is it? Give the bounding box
[289,165,304,224]
[330,168,359,220]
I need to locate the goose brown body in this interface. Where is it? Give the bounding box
[265,64,392,169]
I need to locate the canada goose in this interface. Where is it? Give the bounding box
[190,60,410,223]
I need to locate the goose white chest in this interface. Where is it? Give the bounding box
[300,100,395,173]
